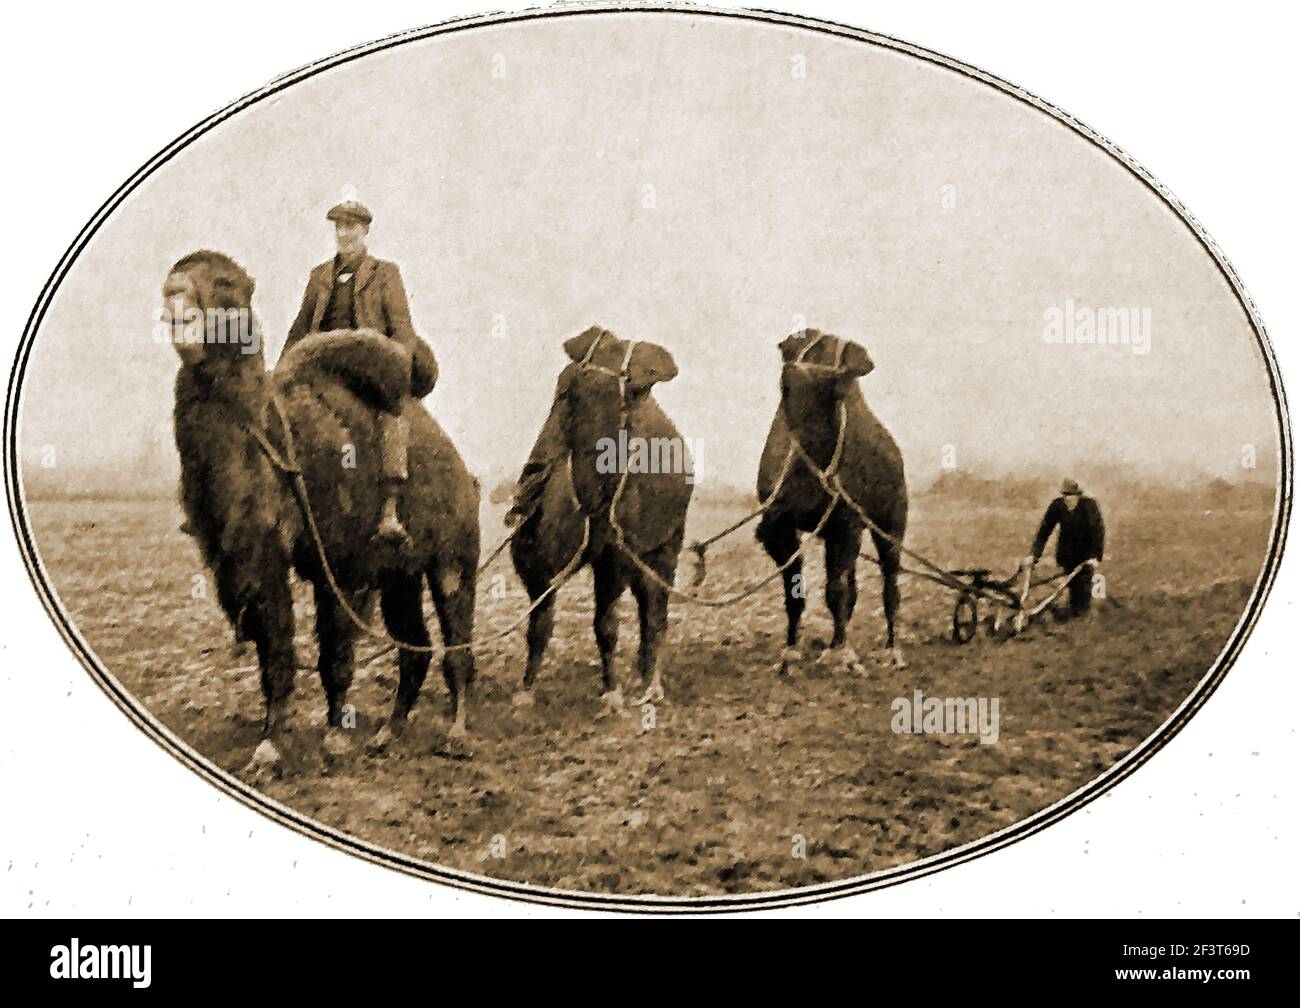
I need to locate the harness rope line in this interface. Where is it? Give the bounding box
[779,399,992,598]
[600,327,922,607]
[609,354,1051,613]
[578,329,843,607]
[684,331,838,579]
[248,329,833,658]
[788,329,1079,607]
[240,331,1075,664]
[241,332,635,661]
[604,392,847,607]
[355,521,593,666]
[785,401,1091,609]
[247,394,591,656]
[695,460,795,545]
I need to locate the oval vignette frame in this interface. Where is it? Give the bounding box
[3,3,1292,913]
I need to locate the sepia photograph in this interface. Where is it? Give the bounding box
[1,0,1293,936]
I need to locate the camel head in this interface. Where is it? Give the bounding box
[778,328,873,411]
[161,250,262,369]
[550,326,679,511]
[555,326,677,436]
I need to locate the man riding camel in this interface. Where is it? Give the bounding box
[1027,478,1105,619]
[280,196,434,548]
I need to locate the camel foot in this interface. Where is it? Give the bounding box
[436,722,473,761]
[321,729,352,761]
[511,690,536,709]
[777,647,802,677]
[244,739,283,781]
[633,677,664,706]
[871,646,905,670]
[595,688,626,720]
[367,721,399,755]
[818,646,866,677]
[887,645,907,670]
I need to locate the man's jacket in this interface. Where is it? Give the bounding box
[280,255,436,395]
[1031,495,1105,569]
[283,255,418,354]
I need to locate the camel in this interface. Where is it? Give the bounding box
[508,327,692,715]
[755,328,908,675]
[163,250,480,771]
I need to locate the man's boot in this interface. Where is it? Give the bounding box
[374,412,411,548]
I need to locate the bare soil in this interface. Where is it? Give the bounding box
[25,495,1271,897]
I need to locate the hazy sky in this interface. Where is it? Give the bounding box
[18,11,1280,494]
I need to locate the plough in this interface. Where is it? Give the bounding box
[947,560,1089,643]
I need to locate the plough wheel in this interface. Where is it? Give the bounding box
[952,591,979,644]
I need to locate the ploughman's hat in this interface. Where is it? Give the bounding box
[326,200,373,225]
[1059,478,1082,495]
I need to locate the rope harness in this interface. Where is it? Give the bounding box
[603,330,953,607]
[684,333,834,582]
[245,392,589,658]
[236,329,1085,665]
[607,330,1081,616]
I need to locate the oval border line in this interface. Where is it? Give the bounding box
[3,3,1292,913]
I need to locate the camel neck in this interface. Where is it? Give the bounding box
[784,395,842,464]
[562,389,638,514]
[182,357,269,421]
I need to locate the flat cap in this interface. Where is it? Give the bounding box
[1059,478,1081,495]
[326,200,373,225]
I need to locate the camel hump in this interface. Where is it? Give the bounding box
[756,408,794,499]
[277,329,412,412]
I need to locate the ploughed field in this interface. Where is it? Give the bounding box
[27,494,1272,897]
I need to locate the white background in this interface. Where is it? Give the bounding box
[1,0,1294,919]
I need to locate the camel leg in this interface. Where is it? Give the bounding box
[313,579,360,760]
[523,592,555,688]
[630,560,671,706]
[510,563,557,707]
[817,526,866,676]
[871,529,906,668]
[428,557,477,750]
[757,513,805,675]
[592,552,627,717]
[241,568,296,776]
[375,573,431,747]
[312,580,357,724]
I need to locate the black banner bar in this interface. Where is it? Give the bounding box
[3,922,1278,994]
